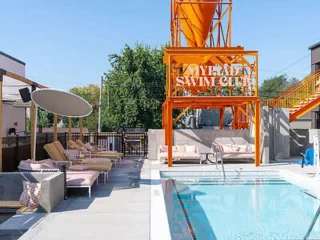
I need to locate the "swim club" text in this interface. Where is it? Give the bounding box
[175,65,254,87]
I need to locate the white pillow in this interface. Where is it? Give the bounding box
[185,145,196,153]
[176,145,186,152]
[222,144,233,152]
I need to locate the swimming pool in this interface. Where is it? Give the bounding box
[0,213,14,224]
[160,171,320,240]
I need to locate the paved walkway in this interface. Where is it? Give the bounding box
[19,157,319,240]
[20,159,152,240]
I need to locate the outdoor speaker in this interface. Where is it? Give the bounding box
[19,87,31,102]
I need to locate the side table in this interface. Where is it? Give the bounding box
[200,152,215,164]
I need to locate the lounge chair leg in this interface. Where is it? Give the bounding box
[97,178,99,186]
[89,187,91,198]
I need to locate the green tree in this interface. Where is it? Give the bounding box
[259,75,299,99]
[68,84,100,131]
[69,84,100,106]
[102,43,167,131]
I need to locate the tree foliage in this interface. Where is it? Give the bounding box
[102,43,166,131]
[69,84,100,106]
[67,84,100,131]
[259,74,299,99]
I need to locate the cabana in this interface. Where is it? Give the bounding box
[0,69,98,171]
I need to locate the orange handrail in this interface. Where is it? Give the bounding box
[267,70,320,109]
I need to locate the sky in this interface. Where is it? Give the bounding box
[1,0,320,90]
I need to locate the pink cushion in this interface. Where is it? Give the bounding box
[80,147,89,153]
[18,159,32,169]
[84,143,93,151]
[35,159,55,168]
[68,165,89,171]
[66,170,99,186]
[19,159,55,170]
[65,150,80,160]
[81,158,112,164]
[19,181,41,208]
[102,150,118,153]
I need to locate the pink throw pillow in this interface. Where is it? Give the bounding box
[159,146,168,153]
[19,181,41,208]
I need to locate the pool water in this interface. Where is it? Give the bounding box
[162,173,320,240]
[0,213,14,224]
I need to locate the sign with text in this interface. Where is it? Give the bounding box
[176,65,255,88]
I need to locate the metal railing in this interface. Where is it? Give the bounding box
[304,203,320,239]
[69,132,148,158]
[266,70,320,110]
[2,131,148,171]
[2,133,68,172]
[212,142,226,181]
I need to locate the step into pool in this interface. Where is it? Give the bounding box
[161,171,320,240]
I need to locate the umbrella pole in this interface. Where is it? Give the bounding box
[32,105,38,160]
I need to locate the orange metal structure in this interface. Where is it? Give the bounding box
[267,70,320,122]
[163,0,260,167]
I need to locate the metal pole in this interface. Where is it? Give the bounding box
[107,84,110,116]
[32,105,38,160]
[98,76,103,133]
[68,117,72,141]
[0,70,3,172]
[53,114,58,142]
[304,204,320,239]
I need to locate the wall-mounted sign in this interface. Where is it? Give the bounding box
[176,65,254,87]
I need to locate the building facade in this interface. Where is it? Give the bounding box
[309,43,320,129]
[0,51,26,137]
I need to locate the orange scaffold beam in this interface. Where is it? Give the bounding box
[163,0,260,167]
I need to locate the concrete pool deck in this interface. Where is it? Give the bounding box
[17,157,320,240]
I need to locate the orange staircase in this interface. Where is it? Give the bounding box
[268,70,320,122]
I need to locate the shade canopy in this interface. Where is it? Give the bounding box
[31,89,92,117]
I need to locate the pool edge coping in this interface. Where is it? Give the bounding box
[150,170,171,240]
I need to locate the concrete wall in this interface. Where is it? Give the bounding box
[290,129,312,156]
[269,108,290,160]
[290,118,312,129]
[261,106,269,164]
[2,102,26,136]
[148,129,250,161]
[148,107,292,162]
[0,172,64,213]
[289,129,320,156]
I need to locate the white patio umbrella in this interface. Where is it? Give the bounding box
[31,88,93,159]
